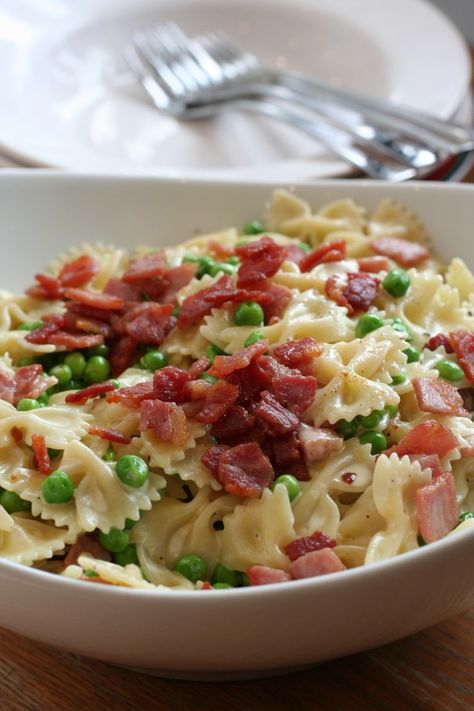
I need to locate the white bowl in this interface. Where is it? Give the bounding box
[0,172,473,679]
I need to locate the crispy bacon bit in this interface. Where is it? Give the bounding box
[236,236,287,287]
[247,565,291,586]
[49,332,104,350]
[386,419,458,459]
[140,400,188,446]
[201,445,230,476]
[271,337,321,374]
[325,274,349,310]
[184,380,239,424]
[273,374,317,418]
[371,236,430,267]
[188,356,211,380]
[31,434,52,475]
[208,339,269,378]
[416,471,458,543]
[412,377,469,417]
[285,531,337,562]
[343,273,379,313]
[210,405,254,441]
[64,534,112,567]
[24,316,64,344]
[65,381,117,405]
[122,250,167,283]
[0,373,18,405]
[341,472,356,484]
[88,425,131,444]
[0,365,53,406]
[10,427,22,443]
[425,333,454,353]
[357,256,391,273]
[58,255,100,288]
[63,288,124,311]
[208,240,235,259]
[26,273,63,300]
[408,454,443,479]
[255,391,300,434]
[285,244,307,266]
[272,432,301,467]
[104,278,142,302]
[216,442,274,497]
[260,283,292,323]
[106,380,155,408]
[299,240,346,272]
[159,263,198,304]
[449,330,474,382]
[298,425,344,462]
[153,366,190,403]
[109,336,138,376]
[288,548,346,579]
[124,303,175,344]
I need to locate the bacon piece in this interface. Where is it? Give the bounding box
[271,337,322,375]
[247,565,291,586]
[216,442,274,497]
[48,332,104,350]
[73,317,112,337]
[104,278,142,302]
[408,453,443,479]
[343,273,379,313]
[208,339,269,378]
[273,432,301,467]
[386,419,458,459]
[14,364,52,403]
[210,405,254,441]
[288,548,346,579]
[124,303,175,345]
[416,471,458,543]
[106,380,155,408]
[236,236,287,287]
[140,399,188,446]
[24,316,64,344]
[65,301,115,323]
[26,273,63,300]
[425,333,454,353]
[58,255,100,288]
[413,377,468,417]
[122,251,167,283]
[10,426,22,443]
[188,356,211,380]
[153,366,190,403]
[64,534,112,567]
[64,288,124,311]
[0,373,17,405]
[285,244,307,266]
[299,240,346,272]
[108,336,138,376]
[201,445,230,476]
[31,434,52,475]
[371,236,430,267]
[260,283,292,323]
[357,256,391,273]
[449,330,474,382]
[184,380,239,424]
[273,374,318,418]
[88,425,131,445]
[208,240,235,259]
[65,381,117,405]
[298,425,344,462]
[159,264,198,304]
[255,391,300,434]
[285,531,337,562]
[325,274,349,311]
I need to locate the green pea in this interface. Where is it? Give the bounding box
[41,470,74,504]
[243,220,264,235]
[124,517,139,530]
[174,553,207,583]
[115,455,149,488]
[236,571,250,587]
[200,373,218,384]
[182,254,200,264]
[206,343,225,364]
[211,563,239,587]
[403,346,420,363]
[61,379,83,391]
[298,242,312,253]
[417,533,426,547]
[140,350,168,372]
[435,359,465,381]
[208,262,236,277]
[83,568,99,578]
[36,392,49,407]
[385,404,398,417]
[86,345,109,358]
[102,443,116,462]
[0,490,31,513]
[359,430,387,455]
[336,419,359,439]
[225,256,240,265]
[49,363,72,386]
[84,355,110,384]
[391,374,406,385]
[16,398,41,411]
[47,448,62,460]
[17,320,42,331]
[64,351,87,379]
[391,318,412,342]
[17,356,35,367]
[272,474,301,502]
[355,314,384,338]
[234,301,264,327]
[382,268,411,298]
[172,305,181,318]
[358,410,384,430]
[197,256,216,278]
[459,511,474,523]
[99,528,129,553]
[213,583,233,589]
[244,330,265,347]
[114,544,140,567]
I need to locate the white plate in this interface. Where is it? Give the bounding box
[0,0,470,178]
[0,173,473,679]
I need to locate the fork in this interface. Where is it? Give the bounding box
[125,26,449,180]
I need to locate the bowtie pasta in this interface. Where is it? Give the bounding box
[0,190,472,591]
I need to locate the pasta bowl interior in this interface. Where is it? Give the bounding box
[0,172,473,679]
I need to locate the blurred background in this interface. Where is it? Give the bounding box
[432,0,474,42]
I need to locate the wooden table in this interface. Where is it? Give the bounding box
[1,66,474,711]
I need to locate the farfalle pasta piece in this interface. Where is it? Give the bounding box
[0,400,92,449]
[368,198,429,244]
[0,510,71,565]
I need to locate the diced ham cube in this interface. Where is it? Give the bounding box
[412,377,469,418]
[371,236,430,267]
[298,425,343,462]
[416,471,458,543]
[288,549,346,579]
[247,565,291,586]
[386,419,458,459]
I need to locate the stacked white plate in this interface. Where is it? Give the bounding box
[0,0,471,180]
